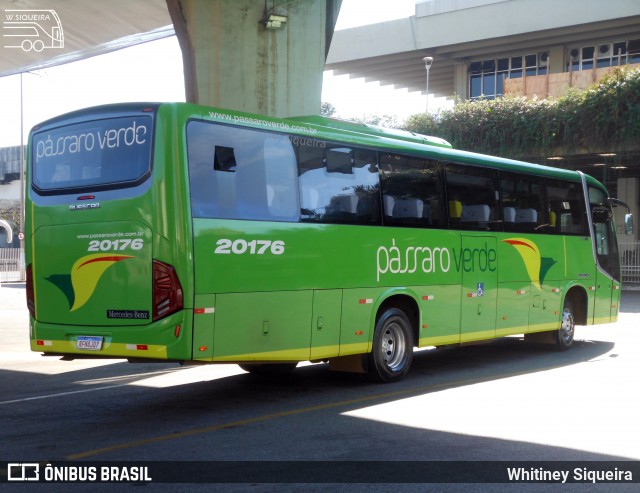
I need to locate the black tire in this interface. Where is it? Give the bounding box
[238,362,298,376]
[555,298,575,351]
[367,308,414,383]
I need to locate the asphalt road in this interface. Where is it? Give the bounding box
[1,282,639,492]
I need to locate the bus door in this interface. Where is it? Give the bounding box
[460,236,498,342]
[592,206,621,323]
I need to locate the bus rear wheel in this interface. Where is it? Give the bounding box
[555,299,575,350]
[367,308,413,383]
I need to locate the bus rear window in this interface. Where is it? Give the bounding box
[31,116,153,194]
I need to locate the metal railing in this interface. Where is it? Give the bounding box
[0,248,24,283]
[620,242,640,286]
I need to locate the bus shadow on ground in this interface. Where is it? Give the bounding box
[0,331,614,399]
[0,334,625,467]
[112,333,615,413]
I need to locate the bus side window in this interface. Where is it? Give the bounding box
[589,186,621,280]
[379,154,445,228]
[186,121,298,221]
[445,163,500,231]
[295,141,381,225]
[546,179,588,235]
[263,135,299,219]
[500,172,547,233]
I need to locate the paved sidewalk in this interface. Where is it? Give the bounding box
[620,289,640,313]
[0,282,25,311]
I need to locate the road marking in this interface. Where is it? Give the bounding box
[0,384,131,406]
[0,368,180,406]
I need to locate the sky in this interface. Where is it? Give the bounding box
[0,0,426,148]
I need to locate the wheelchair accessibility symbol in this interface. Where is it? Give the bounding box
[476,282,484,297]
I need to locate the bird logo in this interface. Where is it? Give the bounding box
[46,254,133,311]
[502,238,556,290]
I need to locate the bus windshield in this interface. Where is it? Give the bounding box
[589,185,621,281]
[31,116,153,194]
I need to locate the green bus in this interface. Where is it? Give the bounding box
[25,102,632,382]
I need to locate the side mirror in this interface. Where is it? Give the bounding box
[608,198,633,236]
[624,213,633,236]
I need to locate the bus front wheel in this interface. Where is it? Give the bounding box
[555,299,575,350]
[367,308,413,383]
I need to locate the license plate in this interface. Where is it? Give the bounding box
[76,336,103,351]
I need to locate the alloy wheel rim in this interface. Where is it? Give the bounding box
[380,321,407,370]
[560,307,575,344]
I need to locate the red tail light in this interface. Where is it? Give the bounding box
[26,264,35,318]
[153,260,183,321]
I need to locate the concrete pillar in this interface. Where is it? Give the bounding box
[547,46,565,74]
[167,0,341,118]
[452,60,468,101]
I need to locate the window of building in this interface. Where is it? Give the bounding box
[379,154,445,228]
[567,39,640,71]
[469,54,548,100]
[628,39,640,64]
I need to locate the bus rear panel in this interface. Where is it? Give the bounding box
[26,104,191,361]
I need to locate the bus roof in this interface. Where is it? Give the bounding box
[29,101,608,192]
[285,115,453,149]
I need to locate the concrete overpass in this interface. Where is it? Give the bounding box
[0,0,173,76]
[1,0,341,117]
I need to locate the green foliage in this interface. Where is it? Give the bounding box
[320,101,337,117]
[324,102,401,129]
[348,113,402,129]
[404,67,640,159]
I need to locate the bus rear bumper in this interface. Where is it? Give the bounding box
[29,311,191,361]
